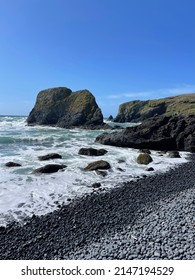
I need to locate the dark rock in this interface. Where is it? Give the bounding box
[146,167,154,171]
[91,183,101,188]
[157,151,167,156]
[38,153,62,161]
[27,87,103,128]
[139,149,151,154]
[0,226,6,232]
[116,167,125,172]
[107,115,114,121]
[78,148,107,156]
[168,151,181,158]
[96,115,195,152]
[34,164,67,174]
[95,170,108,177]
[84,160,111,171]
[137,153,153,165]
[118,159,126,163]
[18,203,25,208]
[5,162,22,167]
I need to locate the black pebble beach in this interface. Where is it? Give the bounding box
[0,154,195,260]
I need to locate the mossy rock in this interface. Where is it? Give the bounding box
[84,160,111,171]
[27,87,103,127]
[114,93,195,122]
[137,153,153,165]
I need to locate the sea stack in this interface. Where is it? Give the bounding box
[27,87,103,128]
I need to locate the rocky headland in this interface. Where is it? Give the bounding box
[96,115,195,152]
[114,93,195,122]
[27,87,104,128]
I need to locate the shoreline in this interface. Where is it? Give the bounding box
[0,154,195,260]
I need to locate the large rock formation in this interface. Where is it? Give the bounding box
[27,87,103,128]
[96,115,195,152]
[114,93,195,122]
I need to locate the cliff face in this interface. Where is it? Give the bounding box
[27,87,103,127]
[96,115,195,152]
[114,93,195,122]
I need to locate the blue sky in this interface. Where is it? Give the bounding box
[0,0,194,117]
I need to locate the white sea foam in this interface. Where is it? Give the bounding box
[0,116,189,226]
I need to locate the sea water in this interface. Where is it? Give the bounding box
[0,116,188,226]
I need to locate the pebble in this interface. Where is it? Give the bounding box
[0,154,195,260]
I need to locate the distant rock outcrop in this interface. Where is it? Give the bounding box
[96,115,195,152]
[27,87,103,128]
[107,115,114,121]
[114,93,195,122]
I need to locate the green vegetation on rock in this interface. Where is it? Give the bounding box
[27,87,103,127]
[114,93,195,122]
[137,153,153,165]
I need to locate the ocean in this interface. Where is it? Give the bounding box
[0,116,188,226]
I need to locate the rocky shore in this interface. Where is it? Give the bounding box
[0,154,195,260]
[96,115,195,152]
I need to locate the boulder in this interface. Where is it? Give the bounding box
[34,164,66,174]
[84,160,111,171]
[91,183,101,188]
[78,148,107,156]
[27,87,103,128]
[168,151,181,158]
[5,162,22,167]
[146,167,154,171]
[116,167,125,172]
[38,153,62,161]
[137,153,153,165]
[95,170,108,177]
[96,115,195,152]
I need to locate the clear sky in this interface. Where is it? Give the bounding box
[0,0,194,117]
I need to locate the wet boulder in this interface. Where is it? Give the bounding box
[34,164,66,174]
[95,170,108,177]
[146,167,154,171]
[78,148,107,156]
[90,183,101,188]
[84,160,111,171]
[38,153,62,161]
[168,151,181,158]
[5,162,22,167]
[137,153,153,165]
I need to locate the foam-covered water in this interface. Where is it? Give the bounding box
[0,116,189,226]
